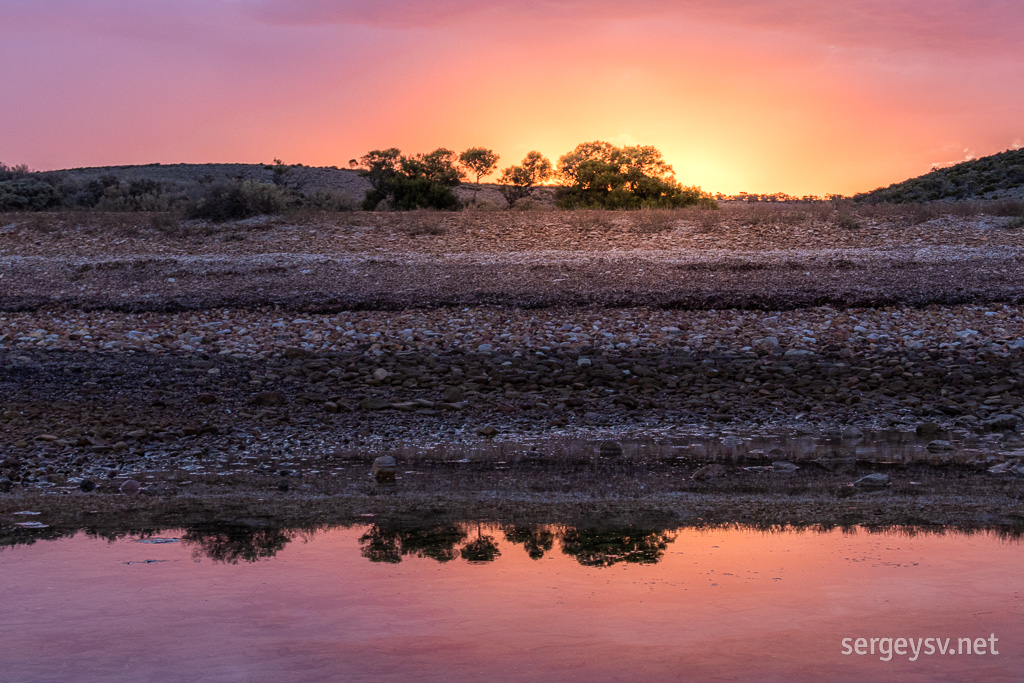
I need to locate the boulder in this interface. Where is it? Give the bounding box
[926,440,954,452]
[915,422,944,438]
[598,440,624,457]
[842,426,865,440]
[771,461,799,473]
[371,456,397,484]
[984,414,1019,432]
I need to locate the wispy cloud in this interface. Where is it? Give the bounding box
[238,0,1023,55]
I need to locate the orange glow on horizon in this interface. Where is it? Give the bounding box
[1,1,1021,197]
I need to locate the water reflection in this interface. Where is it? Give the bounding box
[502,524,555,560]
[182,524,298,565]
[560,528,675,567]
[10,520,1017,568]
[4,523,1022,681]
[358,523,467,564]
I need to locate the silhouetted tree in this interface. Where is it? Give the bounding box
[358,148,464,210]
[459,147,500,204]
[498,151,553,209]
[556,141,715,209]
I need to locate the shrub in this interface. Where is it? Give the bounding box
[836,212,863,230]
[0,177,62,211]
[990,198,1024,217]
[358,148,464,211]
[186,180,288,221]
[498,151,553,209]
[0,162,31,181]
[298,189,355,212]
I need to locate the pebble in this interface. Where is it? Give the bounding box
[853,473,891,489]
[119,479,142,496]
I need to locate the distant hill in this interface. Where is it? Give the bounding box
[31,162,557,210]
[39,162,373,198]
[855,148,1024,203]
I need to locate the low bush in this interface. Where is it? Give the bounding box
[0,177,62,211]
[990,198,1024,217]
[185,180,289,221]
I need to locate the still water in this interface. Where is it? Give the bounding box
[2,524,1021,681]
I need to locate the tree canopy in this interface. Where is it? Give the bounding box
[459,147,500,205]
[556,141,715,209]
[497,151,553,209]
[358,147,465,210]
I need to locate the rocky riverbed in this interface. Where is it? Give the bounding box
[2,207,1024,529]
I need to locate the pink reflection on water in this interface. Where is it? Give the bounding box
[1,526,1021,681]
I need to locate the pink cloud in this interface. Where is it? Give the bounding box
[239,0,1023,55]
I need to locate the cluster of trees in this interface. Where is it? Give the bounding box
[356,146,552,211]
[554,141,714,209]
[355,140,714,211]
[719,191,846,203]
[2,139,716,217]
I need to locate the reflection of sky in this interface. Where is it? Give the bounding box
[2,1,1022,195]
[2,526,1021,679]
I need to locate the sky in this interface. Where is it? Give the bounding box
[1,0,1022,196]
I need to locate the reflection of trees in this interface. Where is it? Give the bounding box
[460,523,501,564]
[182,525,295,564]
[358,523,467,564]
[503,525,555,560]
[358,525,402,564]
[559,528,675,567]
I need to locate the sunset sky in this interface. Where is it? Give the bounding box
[1,0,1021,196]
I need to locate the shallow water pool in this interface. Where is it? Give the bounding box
[1,524,1021,681]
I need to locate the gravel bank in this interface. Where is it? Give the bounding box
[2,209,1024,527]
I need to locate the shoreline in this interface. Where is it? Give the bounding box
[2,209,1024,530]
